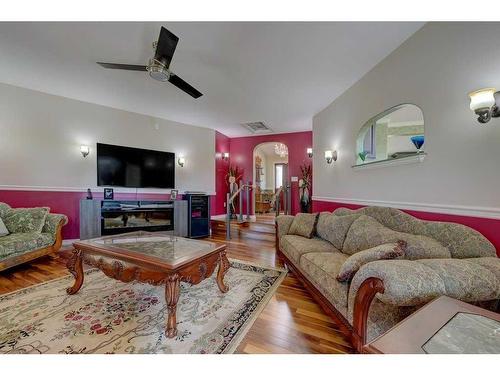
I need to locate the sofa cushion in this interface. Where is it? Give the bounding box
[316,212,360,249]
[336,241,406,282]
[0,203,11,219]
[2,207,49,234]
[299,252,349,313]
[0,217,8,237]
[288,213,319,239]
[280,234,337,264]
[343,215,451,260]
[334,206,496,259]
[0,233,54,259]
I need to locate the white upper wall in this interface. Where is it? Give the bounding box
[313,23,500,215]
[0,83,215,194]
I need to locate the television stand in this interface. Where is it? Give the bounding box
[80,199,188,240]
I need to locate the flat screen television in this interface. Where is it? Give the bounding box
[97,143,175,188]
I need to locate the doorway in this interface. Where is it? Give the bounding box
[253,142,289,222]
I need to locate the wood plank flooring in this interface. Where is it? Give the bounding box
[0,214,353,354]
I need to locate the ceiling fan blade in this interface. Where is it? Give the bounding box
[97,62,147,71]
[168,74,203,98]
[154,27,179,69]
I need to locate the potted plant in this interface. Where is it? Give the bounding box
[299,164,312,213]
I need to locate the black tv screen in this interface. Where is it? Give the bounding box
[97,143,175,188]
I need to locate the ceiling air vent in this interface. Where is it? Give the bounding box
[241,121,273,134]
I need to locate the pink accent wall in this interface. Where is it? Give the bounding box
[229,131,313,215]
[0,190,200,240]
[312,200,500,256]
[214,131,231,215]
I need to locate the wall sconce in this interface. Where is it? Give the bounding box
[222,152,230,161]
[468,88,500,124]
[80,145,90,158]
[307,148,313,158]
[325,150,337,164]
[178,156,185,167]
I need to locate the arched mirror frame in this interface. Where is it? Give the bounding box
[353,103,426,169]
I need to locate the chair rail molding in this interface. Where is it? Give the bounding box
[0,185,216,195]
[311,196,500,220]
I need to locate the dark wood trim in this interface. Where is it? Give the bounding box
[352,277,385,352]
[0,220,66,272]
[276,222,385,352]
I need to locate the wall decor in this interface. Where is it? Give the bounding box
[104,188,114,200]
[354,103,426,168]
[170,189,178,200]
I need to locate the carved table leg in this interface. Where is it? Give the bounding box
[66,249,84,295]
[165,273,180,338]
[216,251,230,293]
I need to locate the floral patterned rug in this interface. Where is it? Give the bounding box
[0,260,286,354]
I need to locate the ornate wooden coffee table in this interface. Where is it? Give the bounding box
[67,231,230,338]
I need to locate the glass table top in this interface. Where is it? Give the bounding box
[79,232,221,267]
[422,312,500,354]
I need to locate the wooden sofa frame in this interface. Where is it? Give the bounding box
[275,223,384,353]
[0,221,65,272]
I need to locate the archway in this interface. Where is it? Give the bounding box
[252,142,289,221]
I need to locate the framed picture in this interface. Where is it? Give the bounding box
[104,188,114,200]
[170,189,178,200]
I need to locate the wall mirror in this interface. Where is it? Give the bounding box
[354,103,425,168]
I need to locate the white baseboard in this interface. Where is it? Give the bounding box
[311,196,500,220]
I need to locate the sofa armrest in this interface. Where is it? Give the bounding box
[42,213,68,242]
[350,260,446,307]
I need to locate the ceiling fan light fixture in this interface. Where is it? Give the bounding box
[147,59,170,82]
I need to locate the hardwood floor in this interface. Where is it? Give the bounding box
[0,219,354,354]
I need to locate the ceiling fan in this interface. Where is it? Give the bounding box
[97,27,202,99]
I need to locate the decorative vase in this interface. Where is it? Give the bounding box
[358,151,367,162]
[410,135,425,153]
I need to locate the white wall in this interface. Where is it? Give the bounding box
[0,83,215,194]
[313,23,500,217]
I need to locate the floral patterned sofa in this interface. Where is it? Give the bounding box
[275,206,500,352]
[0,203,68,271]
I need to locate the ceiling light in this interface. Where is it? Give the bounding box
[274,143,288,158]
[147,59,171,82]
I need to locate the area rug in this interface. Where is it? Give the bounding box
[0,260,286,354]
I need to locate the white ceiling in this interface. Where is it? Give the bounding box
[0,22,424,137]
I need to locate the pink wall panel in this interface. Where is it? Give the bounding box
[229,131,313,215]
[0,190,182,240]
[312,200,500,256]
